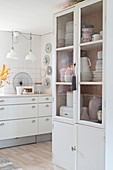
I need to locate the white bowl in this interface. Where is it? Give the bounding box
[66,21,74,34]
[92,34,102,41]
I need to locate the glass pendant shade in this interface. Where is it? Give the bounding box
[6,47,18,59]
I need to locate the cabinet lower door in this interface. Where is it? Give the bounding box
[77,125,105,170]
[54,121,77,170]
[0,118,37,140]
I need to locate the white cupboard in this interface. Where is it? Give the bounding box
[53,0,105,169]
[77,125,105,170]
[0,95,52,142]
[54,122,77,170]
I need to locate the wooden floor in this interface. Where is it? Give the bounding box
[0,141,54,170]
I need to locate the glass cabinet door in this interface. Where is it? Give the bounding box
[54,8,76,121]
[78,0,104,126]
[56,11,74,48]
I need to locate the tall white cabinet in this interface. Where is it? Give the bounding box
[52,0,105,169]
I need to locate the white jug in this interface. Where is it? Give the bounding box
[16,86,23,95]
[81,57,91,73]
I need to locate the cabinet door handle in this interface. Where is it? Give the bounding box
[45,105,49,107]
[32,106,36,109]
[32,98,35,101]
[0,123,4,126]
[45,118,49,121]
[45,98,49,100]
[71,146,76,151]
[32,120,36,123]
[0,108,4,111]
[0,100,5,103]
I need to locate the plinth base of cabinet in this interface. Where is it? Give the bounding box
[0,133,52,149]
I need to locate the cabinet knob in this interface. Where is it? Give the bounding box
[32,98,35,101]
[0,100,5,103]
[45,118,49,121]
[45,98,49,100]
[32,106,36,109]
[45,105,49,107]
[0,108,4,111]
[0,123,4,126]
[71,146,76,152]
[32,120,36,123]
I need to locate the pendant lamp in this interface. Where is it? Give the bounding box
[25,33,37,63]
[6,31,18,59]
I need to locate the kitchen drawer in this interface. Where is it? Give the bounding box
[0,97,37,105]
[0,118,37,140]
[39,116,52,135]
[39,103,52,117]
[0,104,37,121]
[38,96,52,103]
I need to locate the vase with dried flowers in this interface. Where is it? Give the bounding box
[0,64,11,88]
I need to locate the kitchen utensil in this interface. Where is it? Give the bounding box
[81,107,89,120]
[66,21,73,34]
[67,91,73,107]
[16,86,23,95]
[60,106,73,118]
[34,83,42,94]
[92,34,102,41]
[13,72,33,91]
[89,96,101,120]
[97,51,103,60]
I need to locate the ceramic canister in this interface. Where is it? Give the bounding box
[67,91,73,107]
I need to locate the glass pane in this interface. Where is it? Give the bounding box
[57,50,73,82]
[80,85,102,124]
[80,45,103,82]
[57,12,74,48]
[56,85,73,119]
[81,2,103,43]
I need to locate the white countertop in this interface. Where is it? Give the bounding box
[0,93,52,98]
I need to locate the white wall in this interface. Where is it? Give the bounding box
[41,33,53,94]
[106,0,113,169]
[0,31,41,94]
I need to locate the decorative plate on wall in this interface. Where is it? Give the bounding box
[43,55,50,66]
[43,77,51,89]
[45,43,52,53]
[47,66,52,76]
[41,69,46,78]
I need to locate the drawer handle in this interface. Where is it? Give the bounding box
[0,100,5,103]
[45,98,49,100]
[32,120,36,123]
[32,98,35,101]
[0,123,4,126]
[32,106,36,109]
[45,105,49,107]
[0,108,4,111]
[45,118,49,121]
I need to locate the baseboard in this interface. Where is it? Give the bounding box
[36,133,52,143]
[0,133,52,149]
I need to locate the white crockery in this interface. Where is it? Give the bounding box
[92,34,102,41]
[97,51,103,60]
[66,21,73,34]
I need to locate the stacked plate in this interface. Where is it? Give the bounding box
[93,51,103,81]
[81,72,92,81]
[65,21,73,46]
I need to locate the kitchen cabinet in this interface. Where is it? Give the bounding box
[53,0,105,169]
[77,125,105,170]
[38,96,52,134]
[0,118,37,140]
[0,95,52,142]
[54,122,77,170]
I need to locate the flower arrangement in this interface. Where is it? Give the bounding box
[0,64,11,88]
